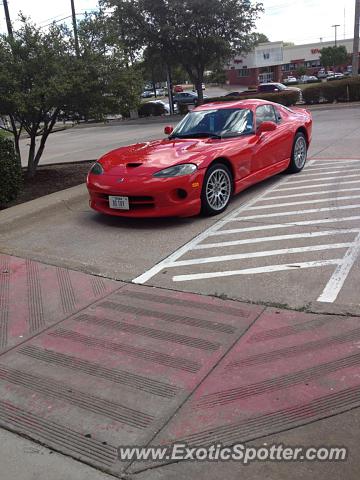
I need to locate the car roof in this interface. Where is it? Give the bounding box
[194,98,278,111]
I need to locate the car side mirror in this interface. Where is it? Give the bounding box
[164,125,174,135]
[257,121,277,134]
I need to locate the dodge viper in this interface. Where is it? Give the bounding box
[87,99,312,218]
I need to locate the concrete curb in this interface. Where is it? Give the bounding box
[0,184,88,230]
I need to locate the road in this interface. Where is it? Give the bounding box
[19,86,231,167]
[6,104,360,315]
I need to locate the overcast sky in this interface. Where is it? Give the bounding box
[0,0,356,45]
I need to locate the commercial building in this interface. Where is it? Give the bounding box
[226,38,357,86]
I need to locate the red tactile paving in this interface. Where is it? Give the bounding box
[0,281,261,477]
[0,254,121,352]
[129,308,360,473]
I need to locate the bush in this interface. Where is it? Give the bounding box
[0,137,22,206]
[203,90,299,107]
[302,77,360,104]
[138,102,166,117]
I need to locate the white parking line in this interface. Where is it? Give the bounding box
[248,195,360,210]
[192,230,360,250]
[281,173,360,185]
[317,232,360,303]
[173,260,341,282]
[235,204,360,221]
[168,243,351,268]
[132,176,288,284]
[134,158,360,303]
[306,165,360,172]
[277,180,360,192]
[298,170,355,177]
[264,188,360,200]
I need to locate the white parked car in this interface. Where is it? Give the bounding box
[283,76,298,84]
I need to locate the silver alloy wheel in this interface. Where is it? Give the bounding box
[294,135,307,169]
[205,168,231,211]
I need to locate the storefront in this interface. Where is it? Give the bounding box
[226,38,356,86]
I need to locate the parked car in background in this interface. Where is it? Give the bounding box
[173,85,184,93]
[300,75,319,83]
[283,76,298,84]
[141,90,154,98]
[317,69,327,79]
[224,91,243,97]
[173,92,200,105]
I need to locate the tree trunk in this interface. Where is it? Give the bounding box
[195,68,204,105]
[27,134,37,178]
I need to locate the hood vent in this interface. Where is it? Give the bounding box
[126,162,143,168]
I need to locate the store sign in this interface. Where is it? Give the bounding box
[311,48,321,54]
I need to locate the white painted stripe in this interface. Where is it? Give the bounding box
[210,216,360,236]
[264,188,360,200]
[168,243,351,268]
[233,204,360,221]
[306,165,360,172]
[248,195,360,210]
[275,180,360,192]
[172,260,341,282]
[132,176,288,284]
[309,160,360,165]
[317,232,360,303]
[192,230,359,250]
[299,170,355,177]
[282,173,360,185]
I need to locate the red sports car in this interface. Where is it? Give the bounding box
[87,99,312,218]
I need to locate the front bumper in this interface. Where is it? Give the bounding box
[87,171,203,218]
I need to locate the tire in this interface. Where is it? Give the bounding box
[201,163,233,216]
[287,132,307,173]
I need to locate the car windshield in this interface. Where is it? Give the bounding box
[170,108,254,139]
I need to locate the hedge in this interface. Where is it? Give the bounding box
[0,136,22,206]
[202,90,299,107]
[302,77,360,104]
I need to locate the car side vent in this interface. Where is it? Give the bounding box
[126,162,143,168]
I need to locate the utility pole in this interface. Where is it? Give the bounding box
[3,0,14,40]
[70,0,80,57]
[353,0,360,76]
[331,24,340,46]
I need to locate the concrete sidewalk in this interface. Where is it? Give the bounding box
[1,253,360,479]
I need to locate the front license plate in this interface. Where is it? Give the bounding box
[109,195,129,210]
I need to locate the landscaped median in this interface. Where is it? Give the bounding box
[301,76,360,104]
[203,77,360,106]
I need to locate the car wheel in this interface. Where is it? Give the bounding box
[287,132,307,173]
[201,163,233,216]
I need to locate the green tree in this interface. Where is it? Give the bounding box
[252,32,269,45]
[101,0,263,103]
[320,45,349,70]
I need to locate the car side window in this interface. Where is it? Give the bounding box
[256,105,277,128]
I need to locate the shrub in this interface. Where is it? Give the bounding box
[138,102,166,117]
[302,77,360,104]
[0,137,22,206]
[203,90,299,106]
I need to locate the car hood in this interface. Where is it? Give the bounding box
[98,137,240,175]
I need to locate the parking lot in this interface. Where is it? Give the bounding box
[135,158,360,310]
[3,105,360,315]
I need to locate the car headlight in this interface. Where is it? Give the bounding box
[153,163,197,178]
[89,161,104,175]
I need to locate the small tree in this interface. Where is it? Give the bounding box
[0,16,141,177]
[320,45,349,71]
[102,0,264,104]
